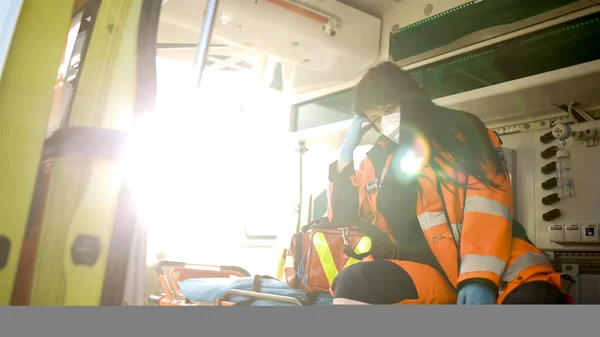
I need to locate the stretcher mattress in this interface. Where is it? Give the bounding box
[178,277,334,306]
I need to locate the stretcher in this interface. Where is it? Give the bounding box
[148,260,334,306]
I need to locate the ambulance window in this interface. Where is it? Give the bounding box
[243,145,300,239]
[290,89,354,132]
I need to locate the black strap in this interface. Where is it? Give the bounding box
[350,223,400,260]
[343,245,371,261]
[251,275,278,293]
[224,275,278,306]
[356,222,397,246]
[253,275,262,292]
[299,217,330,233]
[304,292,319,306]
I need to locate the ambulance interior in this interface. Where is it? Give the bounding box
[7,0,600,306]
[128,0,600,305]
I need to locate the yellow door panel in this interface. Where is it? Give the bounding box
[0,0,75,306]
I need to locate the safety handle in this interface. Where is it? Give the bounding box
[154,260,185,275]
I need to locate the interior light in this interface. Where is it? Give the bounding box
[399,151,425,175]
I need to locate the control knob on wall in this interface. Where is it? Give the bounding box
[540,146,558,159]
[541,161,557,175]
[542,193,560,206]
[541,177,558,190]
[542,209,561,222]
[540,131,556,144]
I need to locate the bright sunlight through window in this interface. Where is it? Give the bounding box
[123,57,297,270]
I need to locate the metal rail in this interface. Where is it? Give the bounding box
[194,0,220,91]
[222,289,304,306]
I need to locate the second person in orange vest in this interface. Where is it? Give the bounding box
[327,61,571,305]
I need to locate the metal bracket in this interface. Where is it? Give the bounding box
[584,138,600,147]
[493,116,572,136]
[558,103,600,147]
[285,0,342,37]
[296,140,308,155]
[322,18,338,37]
[295,140,308,231]
[493,108,600,136]
[561,263,579,277]
[560,263,579,303]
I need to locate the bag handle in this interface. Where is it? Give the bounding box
[302,217,368,232]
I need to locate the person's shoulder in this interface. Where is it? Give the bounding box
[360,135,393,161]
[439,106,483,125]
[445,107,503,146]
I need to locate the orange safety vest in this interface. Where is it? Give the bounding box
[327,127,564,301]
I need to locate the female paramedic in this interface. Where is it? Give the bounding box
[326,61,571,305]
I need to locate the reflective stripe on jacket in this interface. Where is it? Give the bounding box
[326,126,562,296]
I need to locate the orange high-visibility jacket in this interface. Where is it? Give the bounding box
[327,123,562,301]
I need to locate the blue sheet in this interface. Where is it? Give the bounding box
[178,277,334,306]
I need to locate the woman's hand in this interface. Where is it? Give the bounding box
[339,114,369,162]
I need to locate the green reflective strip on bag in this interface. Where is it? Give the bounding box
[313,232,338,286]
[343,236,372,269]
[313,233,372,286]
[0,0,75,306]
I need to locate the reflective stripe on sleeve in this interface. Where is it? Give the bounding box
[417,212,447,230]
[464,195,511,220]
[460,254,506,276]
[501,252,552,282]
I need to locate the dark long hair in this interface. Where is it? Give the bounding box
[354,61,505,191]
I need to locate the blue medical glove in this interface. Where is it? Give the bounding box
[339,114,369,162]
[457,283,497,305]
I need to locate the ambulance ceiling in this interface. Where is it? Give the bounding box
[337,0,398,18]
[156,43,258,73]
[156,1,260,73]
[156,0,382,91]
